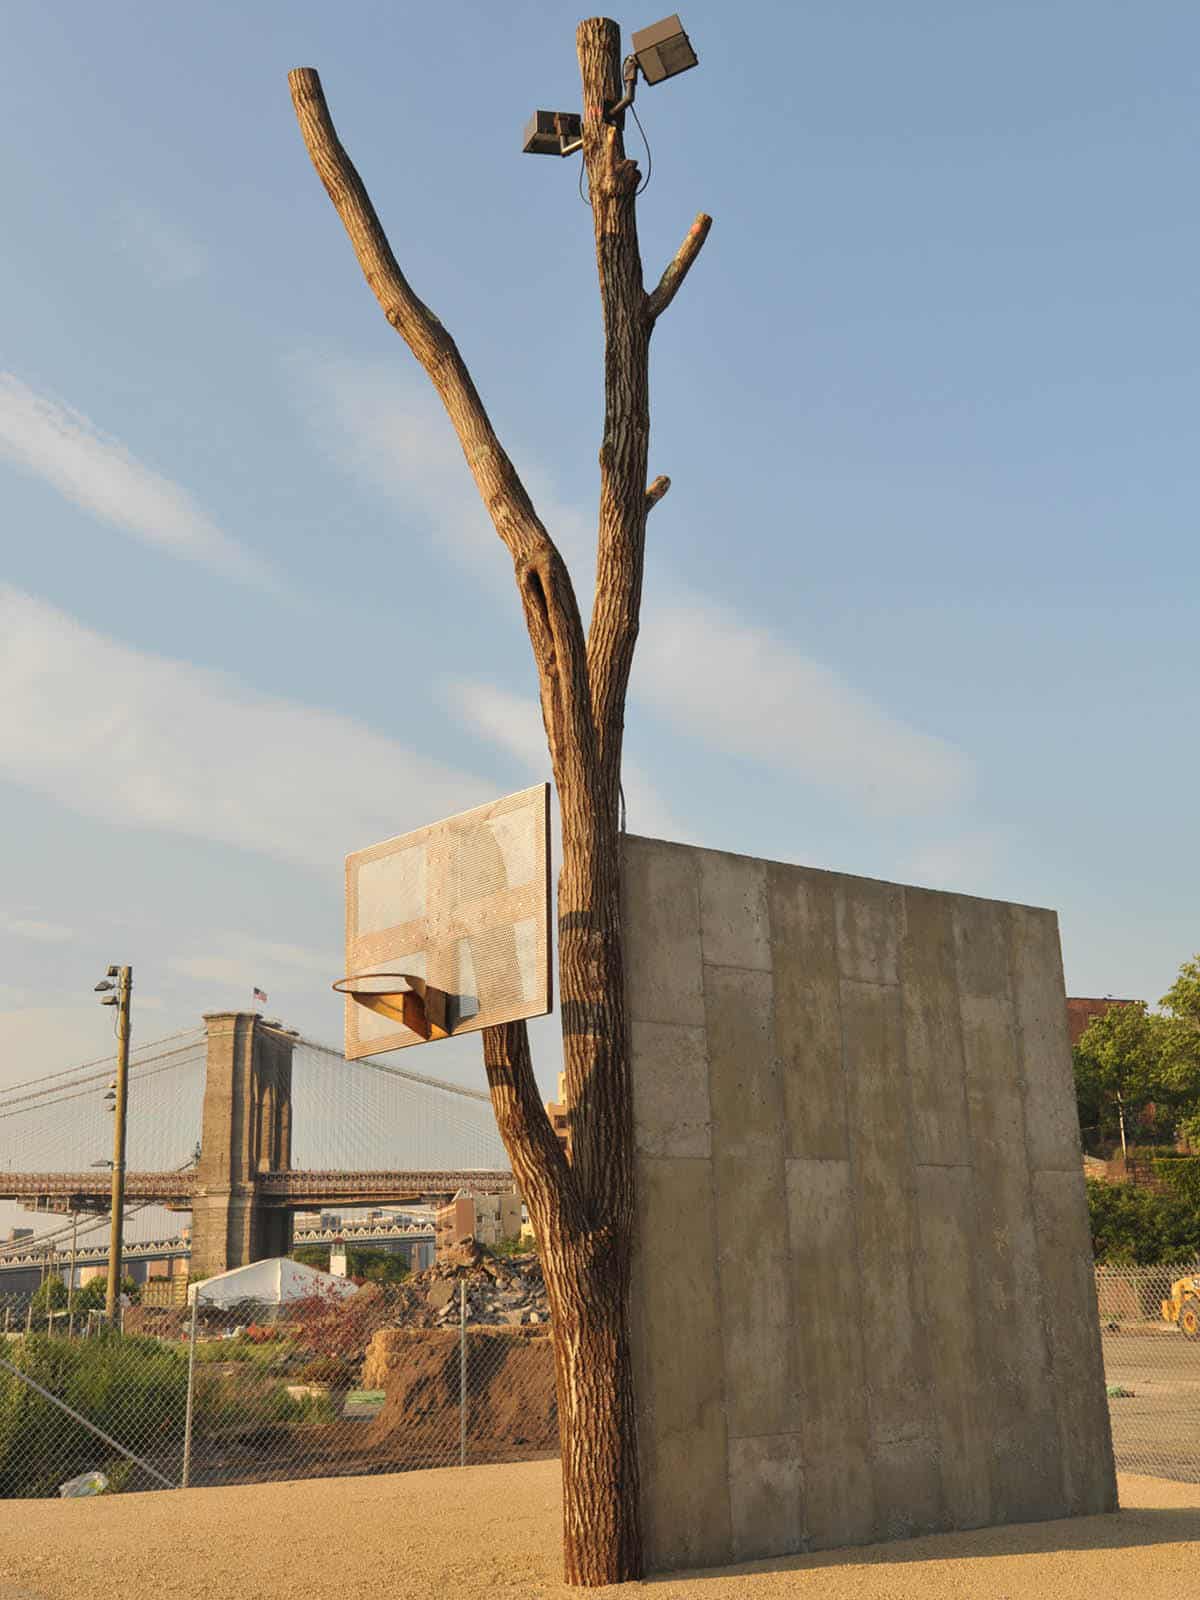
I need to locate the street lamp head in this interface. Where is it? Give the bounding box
[90,1159,113,1168]
[631,14,698,85]
[94,980,114,993]
[522,109,583,157]
[106,965,119,978]
[100,994,118,1006]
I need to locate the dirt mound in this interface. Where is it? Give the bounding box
[359,1326,557,1464]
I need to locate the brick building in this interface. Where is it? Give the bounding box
[434,1189,523,1258]
[1067,996,1141,1046]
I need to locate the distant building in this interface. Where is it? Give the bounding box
[435,1190,522,1258]
[1067,996,1141,1047]
[545,1072,570,1157]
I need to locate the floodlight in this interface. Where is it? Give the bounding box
[94,980,114,993]
[90,1159,113,1168]
[100,994,118,1007]
[631,14,698,84]
[103,1091,116,1102]
[522,110,583,157]
[106,965,119,978]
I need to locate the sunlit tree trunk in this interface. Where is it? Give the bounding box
[288,18,710,1585]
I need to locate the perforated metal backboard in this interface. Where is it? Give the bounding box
[343,784,551,1059]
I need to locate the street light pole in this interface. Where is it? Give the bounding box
[104,966,133,1326]
[67,1210,78,1333]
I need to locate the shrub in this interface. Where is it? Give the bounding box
[0,1332,188,1498]
[297,1354,358,1388]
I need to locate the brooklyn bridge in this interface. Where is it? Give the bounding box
[0,1011,513,1287]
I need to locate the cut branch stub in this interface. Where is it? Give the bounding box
[645,475,671,513]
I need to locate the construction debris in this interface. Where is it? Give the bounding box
[360,1241,550,1332]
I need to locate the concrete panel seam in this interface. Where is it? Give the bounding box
[700,959,784,979]
[889,947,945,1527]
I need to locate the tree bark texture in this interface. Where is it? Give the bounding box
[288,20,709,1585]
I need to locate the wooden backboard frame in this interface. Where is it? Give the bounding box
[343,783,552,1059]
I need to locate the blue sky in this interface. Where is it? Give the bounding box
[1,0,1197,1111]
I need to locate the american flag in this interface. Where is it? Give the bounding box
[253,987,268,1006]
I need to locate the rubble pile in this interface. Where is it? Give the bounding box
[383,1239,551,1330]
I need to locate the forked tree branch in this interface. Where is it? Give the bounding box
[288,66,601,1187]
[645,213,713,323]
[484,1021,584,1232]
[287,67,596,798]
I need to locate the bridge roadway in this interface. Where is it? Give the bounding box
[0,1217,437,1275]
[0,1168,515,1214]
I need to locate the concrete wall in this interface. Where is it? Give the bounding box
[621,836,1115,1572]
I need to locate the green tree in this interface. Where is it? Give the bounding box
[1159,957,1200,1135]
[71,1275,140,1312]
[1087,1175,1200,1265]
[347,1248,408,1284]
[1074,1002,1170,1157]
[291,1244,409,1283]
[29,1276,69,1324]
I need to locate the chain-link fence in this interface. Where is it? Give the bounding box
[0,1278,558,1499]
[8,1261,1199,1500]
[1097,1261,1200,1483]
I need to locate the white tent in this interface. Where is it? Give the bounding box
[187,1256,359,1309]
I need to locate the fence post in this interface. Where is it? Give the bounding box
[459,1278,467,1467]
[25,1300,32,1335]
[181,1292,200,1489]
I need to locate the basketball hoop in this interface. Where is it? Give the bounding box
[332,973,450,1041]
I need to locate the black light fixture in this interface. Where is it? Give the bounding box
[522,14,697,155]
[522,110,583,157]
[631,14,698,85]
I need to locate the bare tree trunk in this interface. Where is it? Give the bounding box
[288,19,709,1584]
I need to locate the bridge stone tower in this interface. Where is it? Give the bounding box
[190,1012,296,1281]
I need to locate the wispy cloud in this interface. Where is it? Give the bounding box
[0,587,496,869]
[169,935,335,988]
[0,373,272,586]
[901,827,1016,894]
[636,590,971,816]
[292,351,970,820]
[0,914,74,944]
[289,353,598,604]
[444,678,691,842]
[116,202,207,287]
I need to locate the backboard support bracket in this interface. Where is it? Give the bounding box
[333,973,450,1042]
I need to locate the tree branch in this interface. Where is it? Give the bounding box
[289,69,555,574]
[287,66,597,794]
[645,213,713,324]
[483,1021,584,1236]
[644,475,671,514]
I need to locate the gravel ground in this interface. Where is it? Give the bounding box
[1102,1329,1200,1483]
[1,1465,1197,1600]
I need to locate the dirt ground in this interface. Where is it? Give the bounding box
[2,1466,1199,1600]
